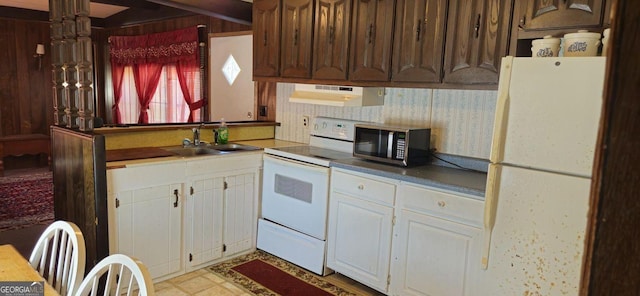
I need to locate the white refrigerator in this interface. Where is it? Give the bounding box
[480,56,606,295]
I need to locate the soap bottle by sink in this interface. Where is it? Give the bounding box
[217,118,228,144]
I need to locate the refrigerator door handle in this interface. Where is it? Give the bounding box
[482,164,501,269]
[489,56,514,163]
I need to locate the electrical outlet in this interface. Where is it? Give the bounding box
[302,115,309,127]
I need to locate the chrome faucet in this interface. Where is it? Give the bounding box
[192,123,205,146]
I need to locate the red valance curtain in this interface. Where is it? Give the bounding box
[109,27,201,123]
[109,27,198,65]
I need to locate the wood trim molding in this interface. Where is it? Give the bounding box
[582,0,640,294]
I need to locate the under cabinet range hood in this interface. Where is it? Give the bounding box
[289,83,385,107]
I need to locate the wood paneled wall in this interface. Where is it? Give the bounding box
[583,0,640,294]
[0,18,53,137]
[51,126,107,269]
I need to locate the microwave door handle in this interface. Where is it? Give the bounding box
[387,131,394,158]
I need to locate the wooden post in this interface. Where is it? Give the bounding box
[50,0,94,131]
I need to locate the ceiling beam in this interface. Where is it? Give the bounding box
[0,6,49,22]
[100,5,197,28]
[145,0,252,25]
[0,0,253,27]
[90,0,163,10]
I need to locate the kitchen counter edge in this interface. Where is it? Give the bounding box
[330,158,487,199]
[106,139,303,169]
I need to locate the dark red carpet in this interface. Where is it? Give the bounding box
[208,250,357,295]
[0,171,54,231]
[232,259,333,296]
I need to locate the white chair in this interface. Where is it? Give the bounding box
[74,254,155,296]
[29,220,86,296]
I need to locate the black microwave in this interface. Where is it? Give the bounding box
[353,124,431,167]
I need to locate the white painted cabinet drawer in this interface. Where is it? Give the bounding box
[331,169,396,206]
[398,183,483,226]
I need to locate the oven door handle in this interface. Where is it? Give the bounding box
[264,154,330,173]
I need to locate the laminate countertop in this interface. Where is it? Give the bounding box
[330,158,487,199]
[105,139,303,168]
[104,138,486,198]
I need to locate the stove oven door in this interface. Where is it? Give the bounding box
[262,154,330,240]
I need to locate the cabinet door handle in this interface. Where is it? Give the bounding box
[519,15,526,29]
[263,31,267,46]
[173,189,179,208]
[367,24,374,44]
[437,201,446,208]
[474,14,481,39]
[416,21,421,41]
[358,184,364,190]
[294,29,299,46]
[329,26,335,44]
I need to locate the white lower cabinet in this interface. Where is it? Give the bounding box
[327,169,397,293]
[107,161,185,280]
[221,172,257,257]
[390,183,483,296]
[108,153,262,281]
[185,170,258,271]
[184,175,224,269]
[327,168,484,296]
[114,182,183,279]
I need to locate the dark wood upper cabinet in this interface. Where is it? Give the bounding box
[509,1,611,57]
[312,0,352,80]
[391,0,447,83]
[519,0,606,30]
[443,0,512,84]
[253,0,281,77]
[281,0,315,78]
[349,0,396,82]
[252,0,515,87]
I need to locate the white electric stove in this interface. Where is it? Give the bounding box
[258,117,364,275]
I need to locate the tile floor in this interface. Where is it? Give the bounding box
[154,269,251,296]
[155,267,385,296]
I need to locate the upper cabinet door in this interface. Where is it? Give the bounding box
[253,0,281,77]
[391,0,447,83]
[520,0,605,30]
[349,0,396,82]
[313,0,352,80]
[443,0,512,85]
[281,0,315,78]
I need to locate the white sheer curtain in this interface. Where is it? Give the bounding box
[117,64,201,124]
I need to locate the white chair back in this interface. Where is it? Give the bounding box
[74,254,155,296]
[29,220,86,296]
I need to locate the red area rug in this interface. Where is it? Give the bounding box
[0,171,54,232]
[208,250,357,296]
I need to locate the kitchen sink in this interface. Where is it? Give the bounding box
[209,143,262,152]
[162,146,227,157]
[162,143,261,157]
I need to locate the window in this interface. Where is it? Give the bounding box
[117,64,201,124]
